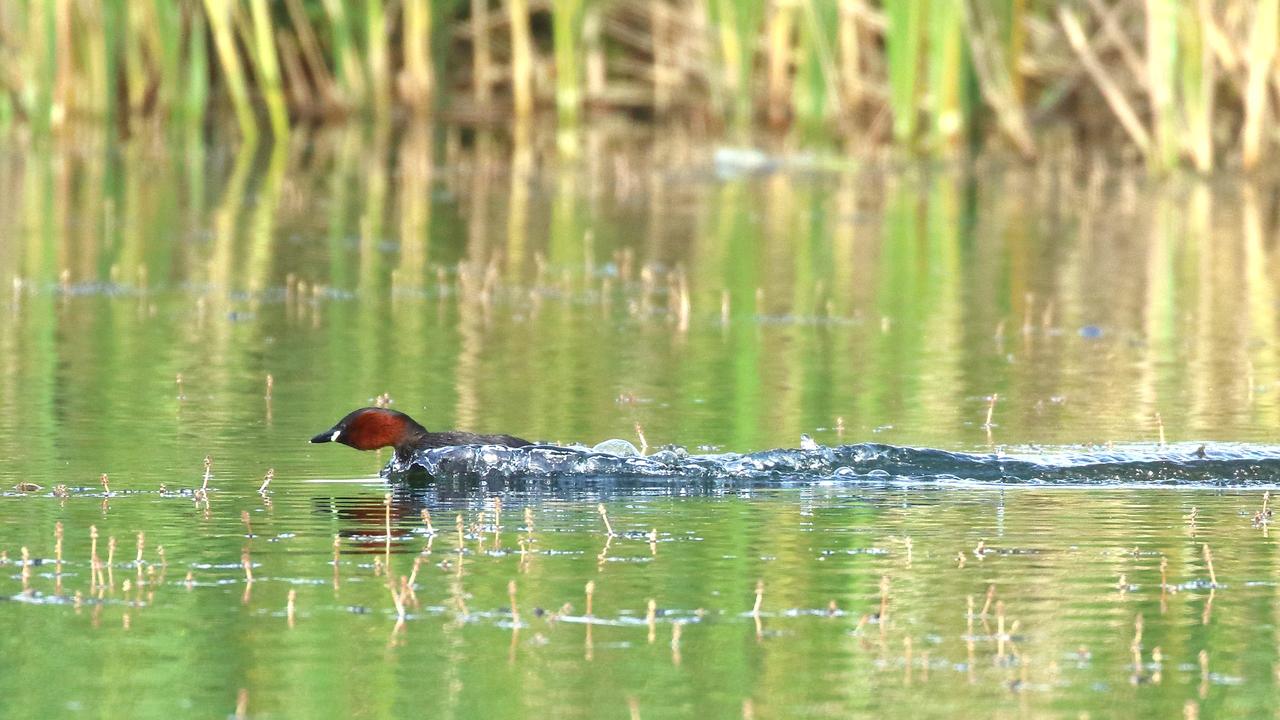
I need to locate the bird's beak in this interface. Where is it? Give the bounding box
[310,428,341,444]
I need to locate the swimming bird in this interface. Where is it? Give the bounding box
[310,407,532,462]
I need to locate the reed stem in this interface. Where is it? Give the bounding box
[508,0,535,121]
[202,0,257,140]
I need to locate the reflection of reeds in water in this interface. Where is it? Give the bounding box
[396,123,434,291]
[5,130,1280,448]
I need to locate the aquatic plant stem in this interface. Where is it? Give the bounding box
[248,0,288,139]
[508,0,535,121]
[201,0,258,141]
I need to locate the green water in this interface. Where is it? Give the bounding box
[2,127,1280,718]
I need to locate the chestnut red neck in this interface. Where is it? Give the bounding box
[310,408,428,457]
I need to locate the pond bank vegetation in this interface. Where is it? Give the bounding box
[1,1,1279,170]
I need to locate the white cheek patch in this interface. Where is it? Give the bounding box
[331,430,342,441]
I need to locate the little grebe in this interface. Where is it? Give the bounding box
[310,407,532,462]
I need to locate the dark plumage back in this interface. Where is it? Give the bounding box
[414,430,533,449]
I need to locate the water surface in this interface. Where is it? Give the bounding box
[1,127,1279,718]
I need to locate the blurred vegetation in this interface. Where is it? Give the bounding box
[3,123,1280,451]
[1,0,1280,170]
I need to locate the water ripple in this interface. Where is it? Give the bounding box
[386,441,1280,487]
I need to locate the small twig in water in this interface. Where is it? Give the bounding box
[1130,614,1143,676]
[995,601,1007,659]
[106,536,116,588]
[1198,650,1209,699]
[383,493,393,561]
[54,521,63,576]
[1254,491,1272,527]
[903,637,913,684]
[88,526,99,587]
[20,547,30,591]
[389,582,407,622]
[405,557,423,598]
[258,469,274,495]
[1202,543,1218,587]
[332,535,341,588]
[980,585,996,617]
[508,580,519,624]
[878,576,890,627]
[598,503,615,537]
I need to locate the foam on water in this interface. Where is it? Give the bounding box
[384,441,1280,487]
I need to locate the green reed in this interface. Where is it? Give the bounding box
[0,0,1277,169]
[885,0,925,145]
[202,0,256,140]
[709,0,767,135]
[248,0,288,137]
[553,0,584,120]
[320,0,365,106]
[925,0,968,151]
[182,8,210,125]
[365,0,392,117]
[401,0,434,114]
[1178,2,1213,173]
[791,0,840,134]
[1145,0,1179,171]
